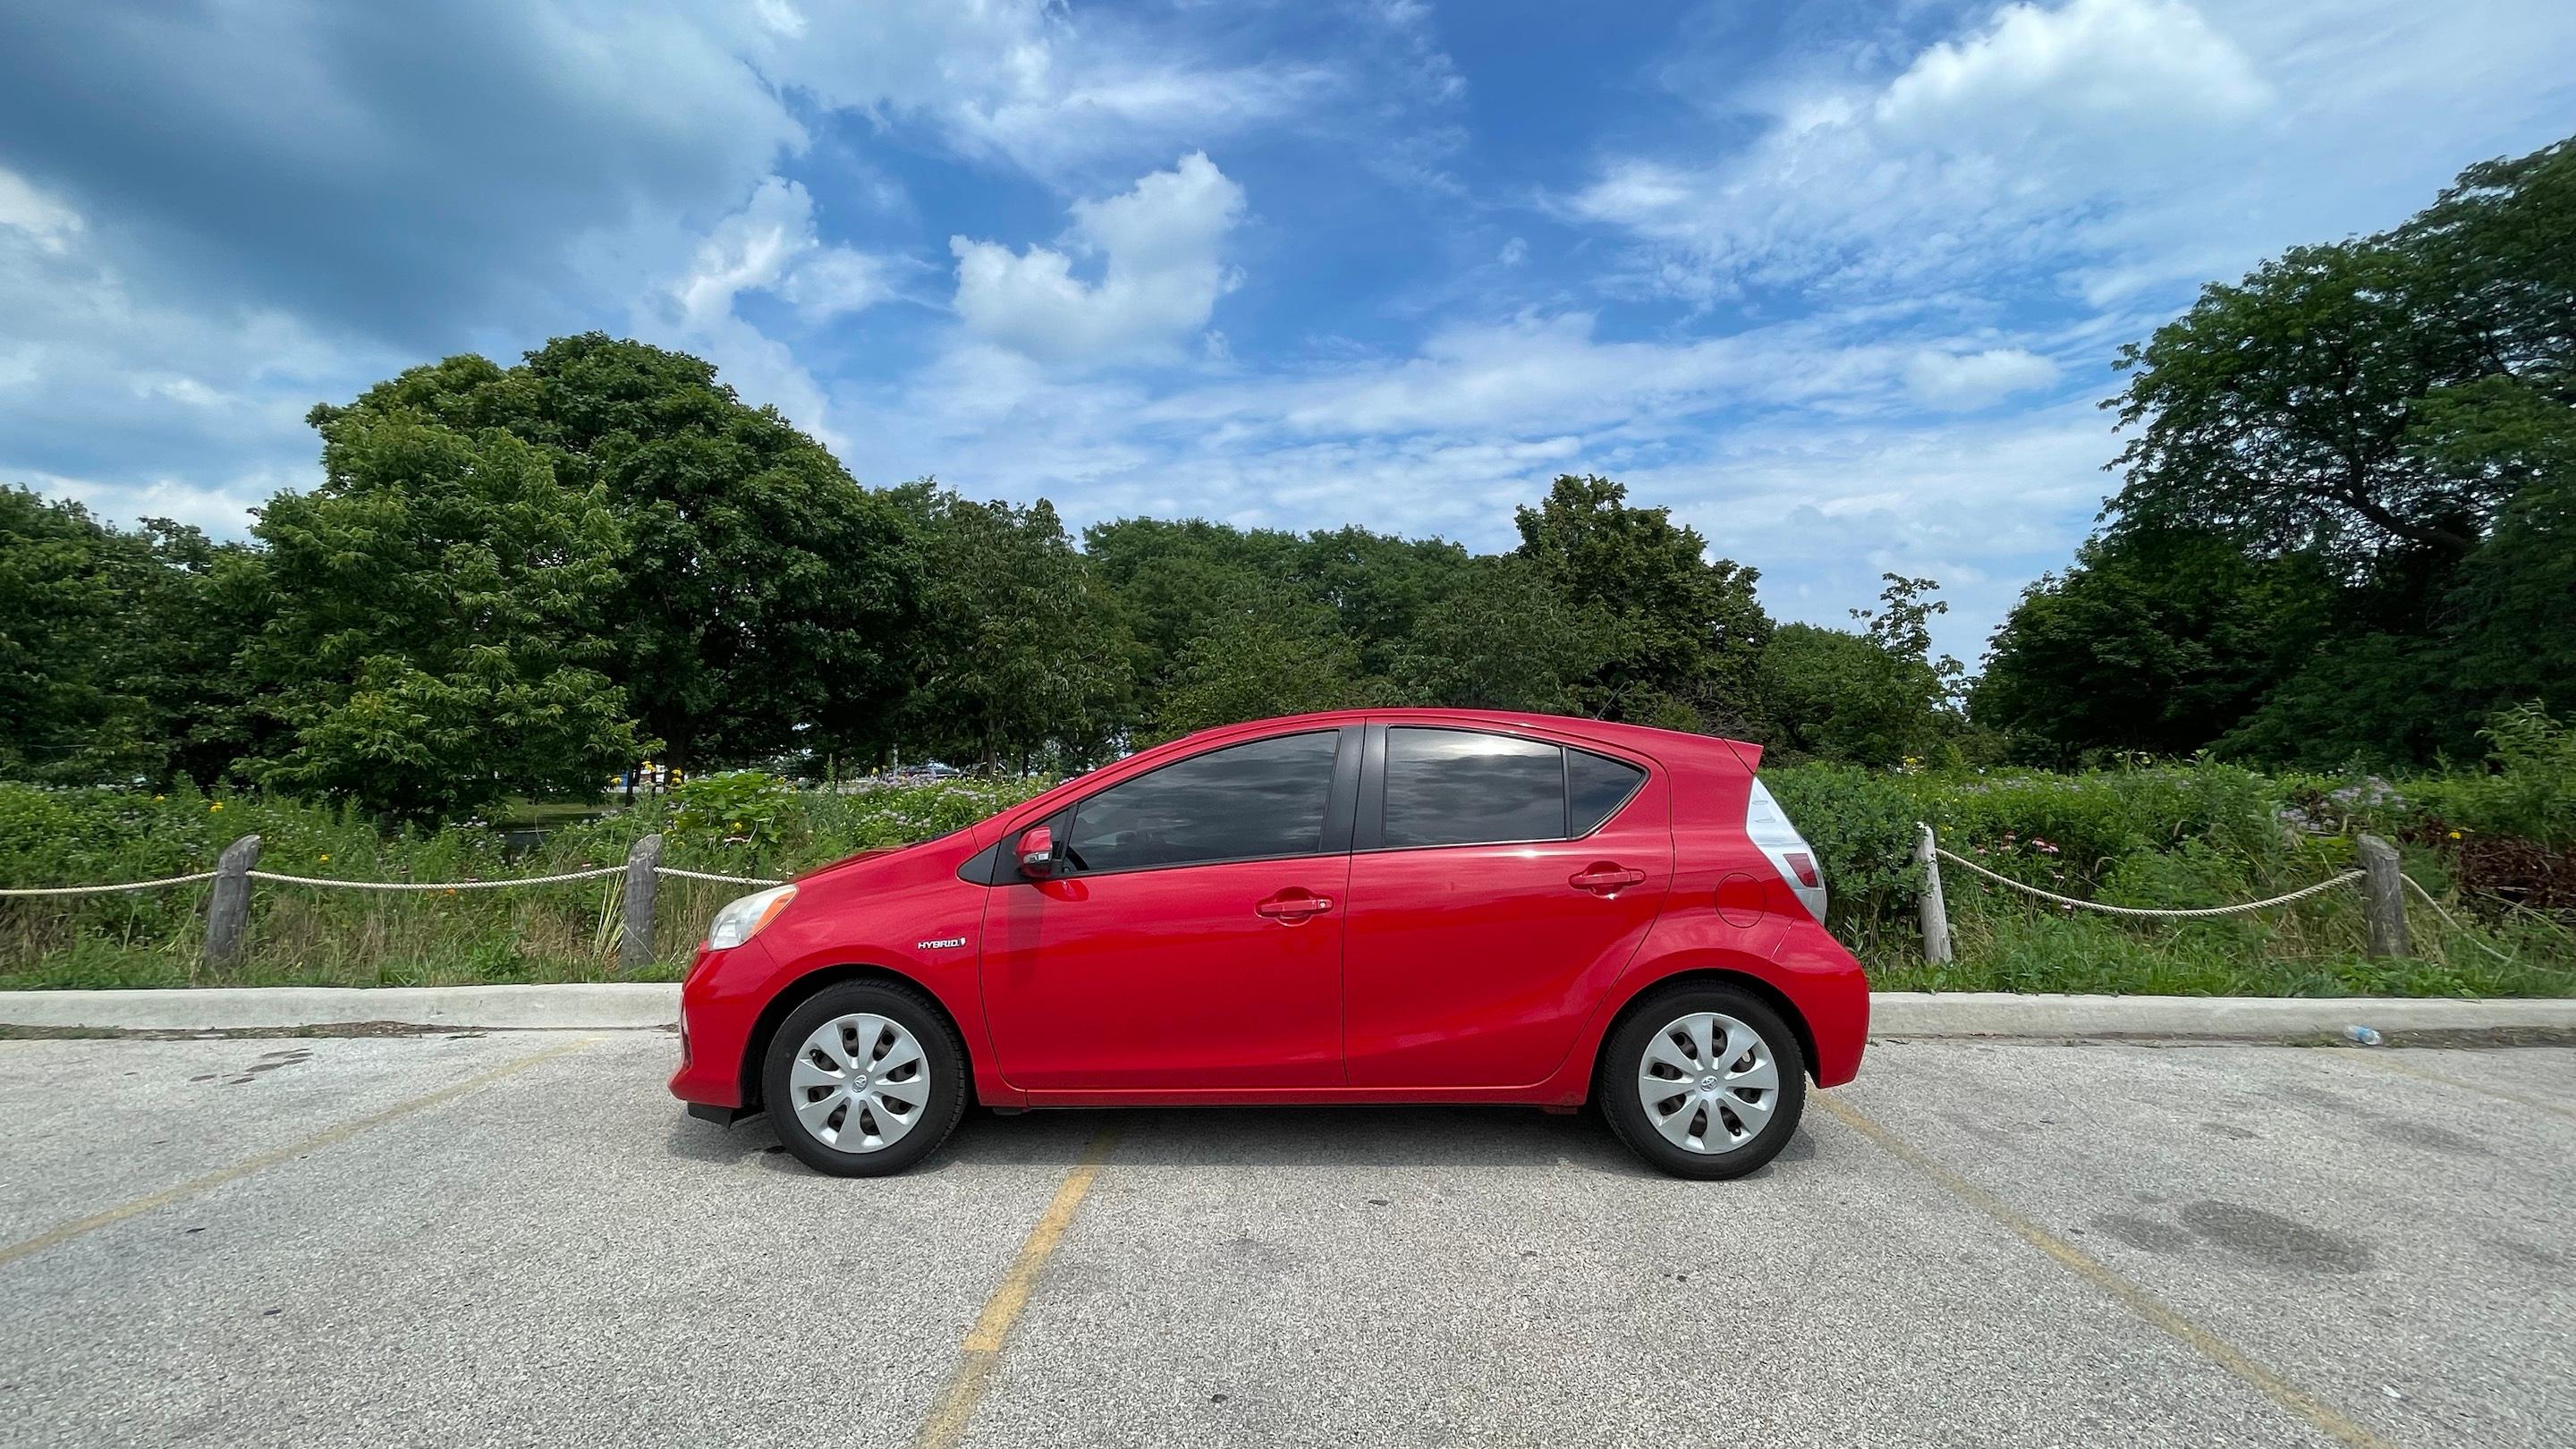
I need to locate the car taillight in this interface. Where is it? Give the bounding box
[1744,777,1828,925]
[1783,851,1818,888]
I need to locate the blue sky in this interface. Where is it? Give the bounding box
[4,0,2573,665]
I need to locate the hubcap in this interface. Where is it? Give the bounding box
[788,1013,929,1153]
[1635,1011,1780,1156]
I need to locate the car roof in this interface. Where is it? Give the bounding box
[1161,708,1761,772]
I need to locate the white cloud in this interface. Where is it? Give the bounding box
[737,1,1335,179]
[1875,0,2269,141]
[1902,347,2061,410]
[1570,0,2576,308]
[0,166,82,253]
[951,152,1248,365]
[1565,0,2278,297]
[669,176,910,330]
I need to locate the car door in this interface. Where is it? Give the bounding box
[979,727,1359,1092]
[1341,724,1669,1088]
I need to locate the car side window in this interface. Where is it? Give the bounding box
[1567,748,1647,835]
[1381,728,1566,848]
[1061,731,1341,874]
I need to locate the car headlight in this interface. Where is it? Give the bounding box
[707,885,796,951]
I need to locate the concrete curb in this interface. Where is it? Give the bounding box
[0,984,681,1031]
[2,984,2571,1038]
[1869,991,2576,1038]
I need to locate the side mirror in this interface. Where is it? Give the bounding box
[1014,826,1061,879]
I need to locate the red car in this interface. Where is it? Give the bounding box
[670,709,1867,1179]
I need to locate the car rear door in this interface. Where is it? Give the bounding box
[979,727,1360,1092]
[1340,724,1670,1088]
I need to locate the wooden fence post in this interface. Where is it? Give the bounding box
[203,833,260,972]
[1915,823,1953,965]
[619,833,663,971]
[2357,834,2409,959]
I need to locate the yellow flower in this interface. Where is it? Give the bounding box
[318,854,331,863]
[208,801,224,812]
[154,794,165,802]
[2446,829,2463,840]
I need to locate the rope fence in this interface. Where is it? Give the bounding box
[0,863,783,896]
[1915,820,2523,967]
[0,832,785,972]
[1932,847,2365,919]
[4,824,2529,972]
[0,871,220,898]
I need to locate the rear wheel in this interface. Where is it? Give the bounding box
[1599,984,1806,1180]
[762,980,968,1177]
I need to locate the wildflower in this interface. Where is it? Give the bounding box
[209,801,225,812]
[154,794,165,802]
[2446,830,2463,841]
[319,854,330,863]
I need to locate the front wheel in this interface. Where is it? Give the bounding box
[1599,985,1807,1180]
[762,980,968,1177]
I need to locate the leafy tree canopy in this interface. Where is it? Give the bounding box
[236,409,648,818]
[313,334,919,767]
[1512,474,1771,733]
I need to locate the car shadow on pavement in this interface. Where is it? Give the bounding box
[665,1101,1815,1180]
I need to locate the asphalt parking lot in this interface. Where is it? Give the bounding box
[0,1030,2567,1448]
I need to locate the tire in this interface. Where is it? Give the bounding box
[762,979,970,1177]
[1598,984,1807,1180]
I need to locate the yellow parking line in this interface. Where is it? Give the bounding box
[1814,1092,2401,1449]
[2345,1052,2576,1122]
[0,1036,600,1270]
[912,1127,1120,1449]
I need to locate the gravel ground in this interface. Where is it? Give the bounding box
[0,1030,2566,1448]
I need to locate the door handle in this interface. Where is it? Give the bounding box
[1569,865,1644,893]
[1255,894,1334,921]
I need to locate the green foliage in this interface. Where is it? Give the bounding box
[235,406,648,819]
[318,335,922,767]
[0,775,1051,988]
[1385,555,1600,714]
[1512,475,1772,732]
[1994,137,2575,768]
[0,488,253,787]
[667,769,792,856]
[894,486,1132,769]
[1155,602,1368,739]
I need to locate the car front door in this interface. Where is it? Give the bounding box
[1341,724,1669,1088]
[979,727,1359,1092]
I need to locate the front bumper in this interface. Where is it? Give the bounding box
[666,937,777,1110]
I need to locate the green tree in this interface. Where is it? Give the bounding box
[0,487,131,782]
[1511,475,1770,731]
[894,486,1131,770]
[1386,555,1599,714]
[1155,600,1368,739]
[313,335,919,768]
[0,488,254,786]
[237,410,649,818]
[1757,624,1946,766]
[1973,530,2337,762]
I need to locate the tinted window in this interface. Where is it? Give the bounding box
[1383,729,1564,848]
[1568,749,1647,835]
[1063,732,1339,873]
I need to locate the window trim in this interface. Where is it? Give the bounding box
[963,726,1360,885]
[1352,723,1649,855]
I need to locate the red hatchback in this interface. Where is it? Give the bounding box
[670,710,1868,1179]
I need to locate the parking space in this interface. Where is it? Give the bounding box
[0,1031,2567,1447]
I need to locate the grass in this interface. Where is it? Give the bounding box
[2,763,2567,996]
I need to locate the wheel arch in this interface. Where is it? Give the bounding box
[739,962,979,1110]
[1589,967,1822,1092]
